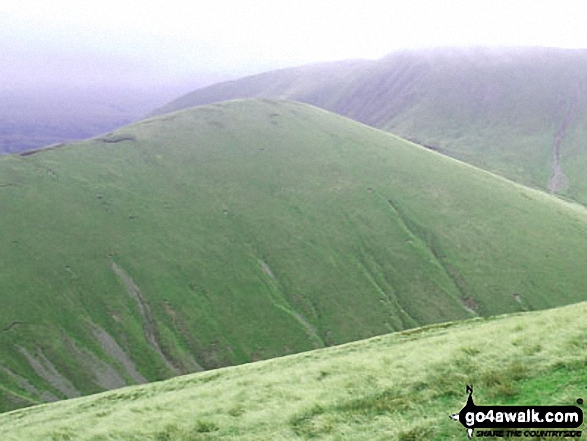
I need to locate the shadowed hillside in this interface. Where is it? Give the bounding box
[2,99,587,412]
[151,47,587,205]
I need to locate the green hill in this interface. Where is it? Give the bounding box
[1,301,585,440]
[151,47,587,205]
[2,99,587,413]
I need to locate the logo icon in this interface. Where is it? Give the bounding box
[449,385,583,439]
[450,385,476,439]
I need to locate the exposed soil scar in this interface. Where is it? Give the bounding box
[17,347,81,398]
[2,321,24,332]
[90,323,148,384]
[109,261,179,374]
[100,134,136,144]
[548,85,582,193]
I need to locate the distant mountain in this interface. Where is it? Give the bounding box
[2,99,587,412]
[151,47,587,205]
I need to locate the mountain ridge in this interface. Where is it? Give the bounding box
[2,98,587,412]
[150,47,587,205]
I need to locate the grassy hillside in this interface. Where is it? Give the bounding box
[2,99,587,412]
[151,47,587,205]
[1,301,585,440]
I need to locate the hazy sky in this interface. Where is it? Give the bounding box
[2,0,587,90]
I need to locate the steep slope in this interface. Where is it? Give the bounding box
[151,47,587,205]
[1,301,585,440]
[2,99,587,412]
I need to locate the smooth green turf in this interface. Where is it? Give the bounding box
[0,301,585,440]
[2,99,587,412]
[151,47,587,205]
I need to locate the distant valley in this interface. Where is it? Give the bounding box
[0,85,196,154]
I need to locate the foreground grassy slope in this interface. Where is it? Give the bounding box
[152,47,587,204]
[2,99,587,412]
[1,301,585,440]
